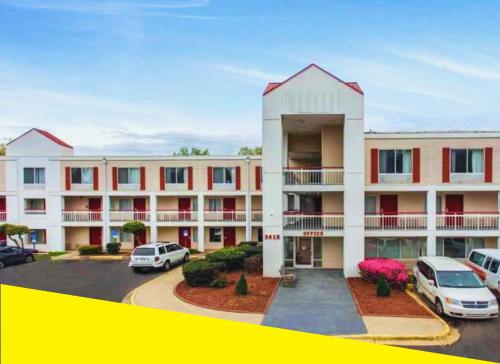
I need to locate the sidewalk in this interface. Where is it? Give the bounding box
[52,251,128,261]
[123,268,457,346]
[122,266,264,325]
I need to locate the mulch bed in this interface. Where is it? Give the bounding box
[347,278,433,318]
[175,272,280,314]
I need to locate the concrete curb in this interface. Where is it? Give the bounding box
[340,288,453,342]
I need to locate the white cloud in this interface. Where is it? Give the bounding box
[213,64,285,84]
[390,50,500,83]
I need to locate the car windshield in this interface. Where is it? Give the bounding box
[132,248,155,256]
[437,271,484,288]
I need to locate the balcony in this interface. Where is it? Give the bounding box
[0,211,5,222]
[365,214,427,230]
[251,210,262,223]
[157,210,198,222]
[204,210,247,222]
[283,213,344,231]
[25,209,46,215]
[436,213,499,230]
[62,210,102,222]
[283,168,343,186]
[109,210,150,222]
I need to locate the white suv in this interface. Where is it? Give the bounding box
[129,242,189,273]
[413,256,498,319]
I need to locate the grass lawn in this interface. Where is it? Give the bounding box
[35,251,67,260]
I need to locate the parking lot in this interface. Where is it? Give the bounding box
[0,259,499,361]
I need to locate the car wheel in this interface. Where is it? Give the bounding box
[435,299,444,316]
[25,255,34,263]
[183,254,189,263]
[0,261,5,269]
[163,260,171,271]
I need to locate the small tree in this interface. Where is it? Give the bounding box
[376,276,391,297]
[237,146,262,156]
[121,221,146,246]
[173,147,209,156]
[0,223,30,249]
[235,273,248,295]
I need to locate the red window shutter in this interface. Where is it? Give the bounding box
[188,167,193,190]
[485,147,493,183]
[207,167,213,190]
[65,167,71,191]
[235,166,241,190]
[256,166,262,190]
[93,167,99,191]
[370,148,378,184]
[112,167,118,190]
[140,167,146,190]
[442,148,450,183]
[159,167,165,190]
[412,148,420,183]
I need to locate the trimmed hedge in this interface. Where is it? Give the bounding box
[182,259,225,287]
[79,245,101,256]
[237,243,262,258]
[239,241,258,246]
[206,247,246,271]
[106,242,121,255]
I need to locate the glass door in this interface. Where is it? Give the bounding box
[295,238,313,267]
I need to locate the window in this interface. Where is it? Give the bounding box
[365,238,426,259]
[24,199,46,214]
[23,168,45,184]
[116,199,132,211]
[379,150,412,174]
[365,196,376,214]
[489,259,500,274]
[483,257,492,270]
[437,238,485,258]
[118,168,140,184]
[208,199,222,211]
[192,227,198,243]
[451,149,483,173]
[284,237,294,267]
[436,196,442,214]
[469,251,486,267]
[213,167,234,184]
[313,238,322,268]
[119,230,134,242]
[165,167,186,184]
[71,167,93,184]
[158,246,166,255]
[209,228,221,242]
[257,227,263,243]
[29,229,46,244]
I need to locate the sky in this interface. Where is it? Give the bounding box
[1,0,500,155]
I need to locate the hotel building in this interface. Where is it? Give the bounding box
[1,64,499,277]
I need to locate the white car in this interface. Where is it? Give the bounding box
[129,242,189,273]
[467,249,500,298]
[413,256,499,319]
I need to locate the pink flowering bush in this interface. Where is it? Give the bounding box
[358,258,409,290]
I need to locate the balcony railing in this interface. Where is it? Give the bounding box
[62,210,102,222]
[157,210,198,222]
[251,210,262,222]
[436,213,500,230]
[0,211,6,222]
[283,168,343,185]
[365,214,427,230]
[25,209,46,215]
[283,213,344,231]
[109,210,150,222]
[204,210,247,222]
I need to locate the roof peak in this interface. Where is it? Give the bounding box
[7,128,73,149]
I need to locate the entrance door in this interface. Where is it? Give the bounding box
[88,198,101,221]
[89,227,102,246]
[135,229,146,247]
[380,195,398,228]
[178,227,191,248]
[295,238,312,266]
[0,198,5,243]
[223,198,236,221]
[178,198,191,221]
[133,198,147,220]
[223,227,236,246]
[445,194,464,228]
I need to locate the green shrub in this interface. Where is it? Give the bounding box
[189,248,201,254]
[182,259,224,287]
[237,244,262,257]
[206,247,245,271]
[209,274,229,288]
[79,245,101,256]
[235,273,248,295]
[106,242,121,255]
[239,241,258,247]
[376,276,391,297]
[244,255,263,274]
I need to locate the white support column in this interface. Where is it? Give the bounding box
[197,194,205,252]
[149,194,157,242]
[245,193,252,241]
[426,189,437,255]
[102,195,110,250]
[497,192,500,249]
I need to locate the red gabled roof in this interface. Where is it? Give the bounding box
[7,128,73,149]
[263,63,364,96]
